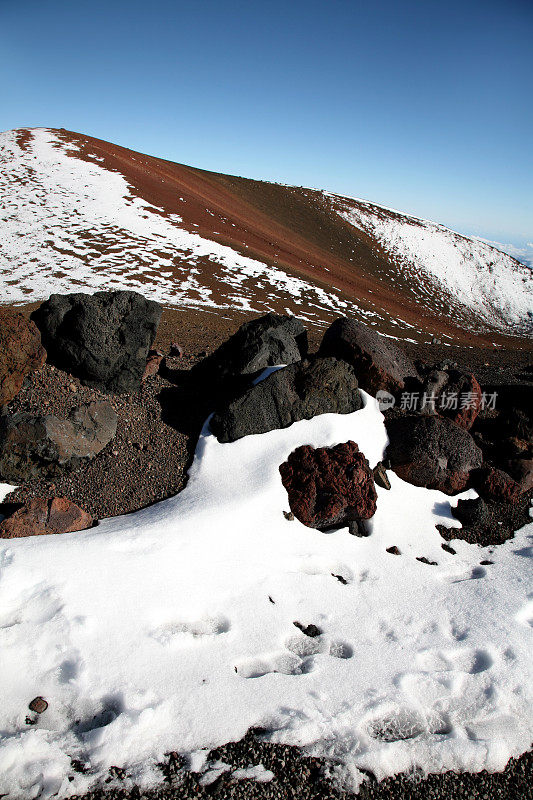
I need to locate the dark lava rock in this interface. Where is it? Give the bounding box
[319,317,417,395]
[0,309,46,407]
[192,313,308,389]
[0,497,93,538]
[210,357,362,443]
[31,291,162,393]
[0,401,117,482]
[279,440,377,530]
[28,697,48,714]
[420,368,482,430]
[452,497,489,526]
[293,622,322,638]
[385,415,483,494]
[506,457,533,492]
[386,546,401,555]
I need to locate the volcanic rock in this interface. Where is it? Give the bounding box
[319,317,417,395]
[279,440,377,530]
[0,401,117,482]
[505,458,533,492]
[210,357,363,443]
[0,497,93,538]
[373,462,391,490]
[385,415,483,494]
[476,467,523,504]
[28,697,48,714]
[452,497,489,526]
[192,313,308,389]
[143,349,163,380]
[31,290,162,393]
[420,368,482,430]
[0,309,46,407]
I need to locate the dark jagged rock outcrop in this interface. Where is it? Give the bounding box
[385,415,482,494]
[210,357,362,443]
[0,309,46,407]
[192,313,308,390]
[319,317,417,395]
[279,441,377,530]
[0,497,93,538]
[31,290,162,393]
[0,401,117,482]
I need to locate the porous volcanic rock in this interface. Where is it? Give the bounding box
[0,401,117,482]
[385,415,483,494]
[0,309,46,407]
[452,497,489,526]
[279,441,377,530]
[319,317,417,395]
[506,458,533,493]
[210,357,362,443]
[143,350,163,380]
[31,290,162,393]
[192,313,308,388]
[420,368,482,430]
[0,497,93,538]
[475,467,523,504]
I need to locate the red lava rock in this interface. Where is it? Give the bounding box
[0,309,46,406]
[477,468,522,504]
[28,696,48,714]
[279,441,377,531]
[420,369,482,430]
[143,350,163,380]
[0,497,94,538]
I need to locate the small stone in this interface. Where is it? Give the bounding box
[169,342,184,357]
[70,383,77,392]
[29,696,48,714]
[294,621,322,638]
[386,546,401,555]
[373,462,391,490]
[416,556,438,565]
[283,510,294,521]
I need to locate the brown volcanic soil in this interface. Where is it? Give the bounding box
[45,127,532,350]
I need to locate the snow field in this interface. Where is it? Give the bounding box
[0,390,531,798]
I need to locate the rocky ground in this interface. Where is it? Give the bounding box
[1,305,532,799]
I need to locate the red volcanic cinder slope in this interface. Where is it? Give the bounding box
[1,127,531,348]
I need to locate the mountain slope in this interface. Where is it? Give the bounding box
[1,127,531,346]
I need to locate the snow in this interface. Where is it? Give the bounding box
[0,388,531,798]
[326,192,533,334]
[0,129,369,327]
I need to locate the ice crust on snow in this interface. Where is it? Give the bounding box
[0,389,531,798]
[326,192,533,334]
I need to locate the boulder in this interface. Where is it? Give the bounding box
[505,458,533,493]
[420,368,482,430]
[0,497,93,538]
[476,467,523,504]
[0,401,117,482]
[319,317,417,395]
[385,415,483,494]
[192,313,308,388]
[210,357,363,443]
[0,309,46,407]
[31,291,162,393]
[279,441,377,530]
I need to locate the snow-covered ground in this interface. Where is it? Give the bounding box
[327,193,533,334]
[0,129,373,328]
[1,390,531,798]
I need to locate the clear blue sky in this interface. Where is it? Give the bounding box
[1,0,532,245]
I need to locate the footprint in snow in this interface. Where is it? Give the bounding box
[151,615,230,646]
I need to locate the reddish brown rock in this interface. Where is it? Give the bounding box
[28,697,48,714]
[420,368,482,430]
[279,441,377,531]
[0,309,46,407]
[0,497,93,538]
[319,317,417,395]
[477,468,522,504]
[143,349,163,380]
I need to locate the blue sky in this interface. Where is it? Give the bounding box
[1,0,532,248]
